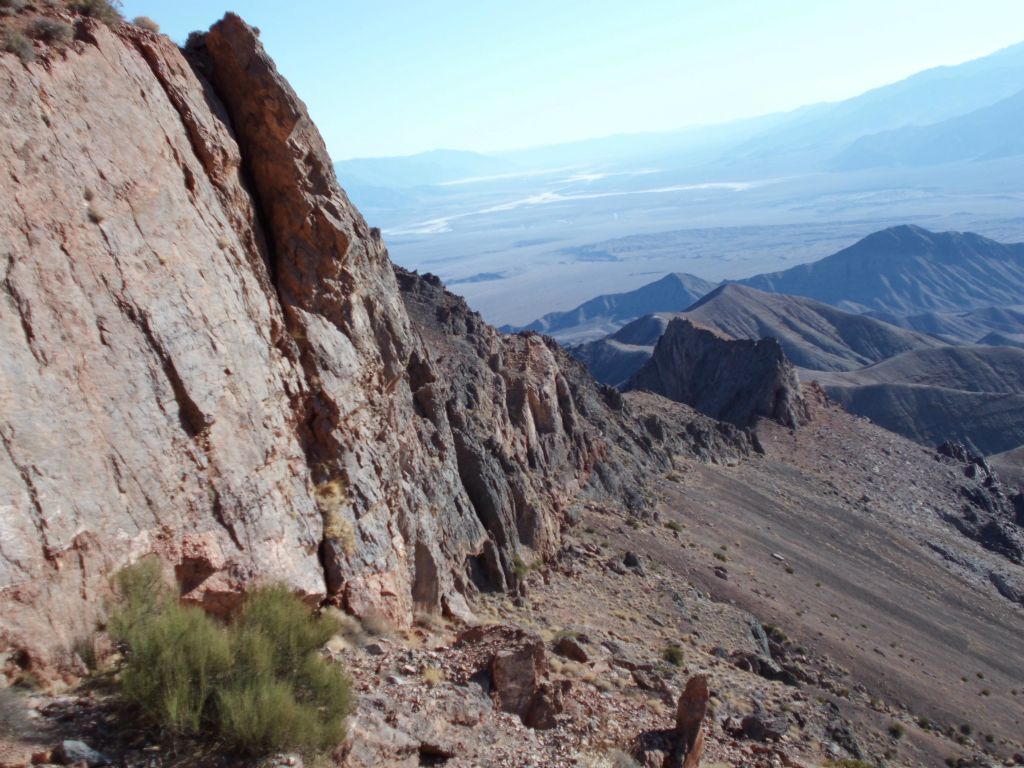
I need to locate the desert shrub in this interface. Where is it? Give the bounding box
[888,722,905,739]
[664,520,683,532]
[2,25,34,61]
[70,0,121,27]
[0,687,30,738]
[421,667,443,686]
[110,563,353,756]
[131,15,158,32]
[118,601,232,734]
[28,16,73,42]
[661,644,684,666]
[359,608,393,637]
[0,0,28,15]
[512,553,528,579]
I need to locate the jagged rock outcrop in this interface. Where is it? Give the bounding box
[936,442,1024,575]
[625,318,808,429]
[0,13,756,677]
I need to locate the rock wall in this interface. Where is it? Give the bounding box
[626,318,808,428]
[0,13,755,677]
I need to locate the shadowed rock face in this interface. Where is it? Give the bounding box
[0,14,755,676]
[626,319,808,429]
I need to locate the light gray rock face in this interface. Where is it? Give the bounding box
[626,318,808,429]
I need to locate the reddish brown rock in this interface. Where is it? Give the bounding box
[676,674,709,768]
[0,11,753,679]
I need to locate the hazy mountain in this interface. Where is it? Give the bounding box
[866,305,1024,346]
[738,225,1024,315]
[724,41,1024,170]
[335,149,518,188]
[506,272,715,343]
[806,346,1024,455]
[833,88,1024,170]
[572,284,941,386]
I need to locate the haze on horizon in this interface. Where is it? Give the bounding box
[120,0,1024,160]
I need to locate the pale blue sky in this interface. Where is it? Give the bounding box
[120,1,1024,160]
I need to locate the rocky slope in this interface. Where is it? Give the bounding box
[0,11,753,678]
[806,346,1024,455]
[625,318,808,429]
[867,304,1024,346]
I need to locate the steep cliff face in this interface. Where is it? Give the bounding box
[0,13,753,677]
[1,18,325,668]
[626,318,808,428]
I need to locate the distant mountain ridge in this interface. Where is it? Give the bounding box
[832,88,1024,170]
[505,272,715,344]
[571,284,943,387]
[520,225,1024,345]
[737,225,1024,315]
[806,347,1024,455]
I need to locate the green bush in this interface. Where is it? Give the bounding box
[110,563,353,756]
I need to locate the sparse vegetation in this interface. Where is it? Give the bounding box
[28,16,73,42]
[86,201,105,223]
[70,0,122,27]
[888,722,905,739]
[0,0,29,16]
[512,553,529,579]
[316,479,357,555]
[359,608,393,637]
[421,666,444,686]
[712,551,727,562]
[132,15,158,32]
[661,644,684,666]
[109,561,354,757]
[0,687,30,739]
[664,519,683,532]
[2,25,34,62]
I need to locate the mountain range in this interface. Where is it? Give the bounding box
[737,225,1024,315]
[558,226,1024,466]
[333,41,1024,331]
[502,272,714,343]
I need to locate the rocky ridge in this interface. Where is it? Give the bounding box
[0,12,751,678]
[626,318,808,429]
